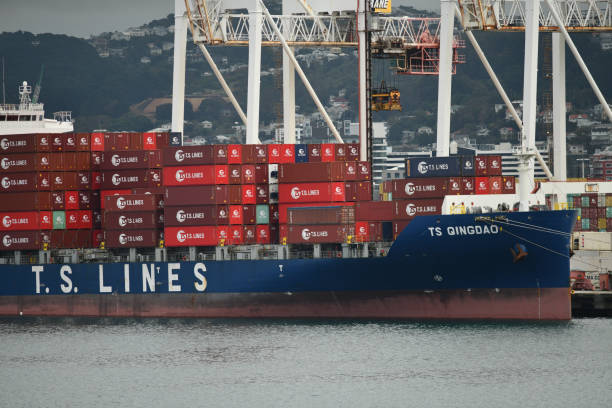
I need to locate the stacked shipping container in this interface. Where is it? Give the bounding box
[563,193,612,232]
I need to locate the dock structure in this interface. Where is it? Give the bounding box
[572,291,612,317]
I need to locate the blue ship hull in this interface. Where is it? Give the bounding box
[0,210,577,320]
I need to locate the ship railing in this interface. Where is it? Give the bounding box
[450,204,467,214]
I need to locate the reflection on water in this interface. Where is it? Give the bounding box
[0,318,611,408]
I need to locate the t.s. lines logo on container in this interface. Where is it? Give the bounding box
[1,158,11,170]
[290,187,301,200]
[116,197,127,210]
[119,234,128,245]
[175,169,185,182]
[2,216,12,228]
[3,235,12,247]
[464,159,473,169]
[112,174,122,186]
[417,161,428,174]
[301,228,311,240]
[404,182,415,196]
[176,210,186,223]
[118,216,128,227]
[111,155,121,167]
[1,177,10,189]
[0,138,9,150]
[405,204,417,216]
[175,149,185,162]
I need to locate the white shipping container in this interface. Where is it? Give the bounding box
[577,232,612,251]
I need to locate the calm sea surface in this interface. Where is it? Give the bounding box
[0,317,611,408]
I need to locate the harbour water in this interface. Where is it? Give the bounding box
[1,317,611,407]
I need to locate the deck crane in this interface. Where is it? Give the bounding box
[32,65,44,104]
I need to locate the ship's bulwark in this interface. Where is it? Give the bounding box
[0,211,577,320]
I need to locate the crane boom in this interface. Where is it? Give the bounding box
[32,64,44,104]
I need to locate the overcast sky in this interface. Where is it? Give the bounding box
[1,0,439,38]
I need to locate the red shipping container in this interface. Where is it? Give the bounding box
[90,172,101,190]
[475,177,490,194]
[165,205,229,226]
[278,202,354,224]
[163,146,214,166]
[227,144,242,164]
[51,134,64,151]
[345,182,371,202]
[213,145,228,164]
[0,230,41,250]
[487,155,502,176]
[77,210,93,230]
[36,134,51,152]
[100,189,134,209]
[355,201,393,221]
[256,225,270,244]
[75,133,90,151]
[229,164,242,184]
[62,134,77,152]
[64,191,79,210]
[77,191,93,210]
[0,152,41,172]
[489,176,503,194]
[156,132,170,148]
[104,211,159,230]
[229,205,243,225]
[104,193,160,212]
[105,132,130,151]
[65,211,80,229]
[75,171,91,189]
[308,144,322,162]
[228,225,243,245]
[347,143,360,161]
[62,152,77,170]
[321,144,335,162]
[217,225,229,244]
[358,162,371,180]
[105,229,160,248]
[243,225,256,244]
[280,144,295,163]
[163,165,215,186]
[1,192,52,211]
[39,211,52,229]
[142,132,157,150]
[76,152,91,171]
[242,185,256,204]
[0,172,41,192]
[100,150,152,170]
[608,219,612,230]
[462,177,475,194]
[392,178,447,199]
[164,185,224,206]
[50,191,64,210]
[215,165,229,185]
[475,156,488,176]
[343,162,359,181]
[393,199,444,220]
[334,144,347,161]
[287,224,352,244]
[268,144,282,163]
[0,211,40,231]
[447,177,462,194]
[241,164,256,184]
[256,184,269,204]
[101,169,155,189]
[0,134,35,153]
[242,205,256,224]
[90,133,105,151]
[90,151,103,170]
[278,182,346,203]
[128,132,143,151]
[148,169,162,187]
[241,144,268,164]
[355,221,369,242]
[279,162,344,183]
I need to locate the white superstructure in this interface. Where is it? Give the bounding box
[0,81,73,135]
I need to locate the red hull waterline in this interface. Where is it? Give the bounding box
[0,288,571,320]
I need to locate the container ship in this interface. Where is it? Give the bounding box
[0,131,578,319]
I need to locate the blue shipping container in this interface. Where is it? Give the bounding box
[406,157,461,178]
[295,144,309,163]
[461,155,475,176]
